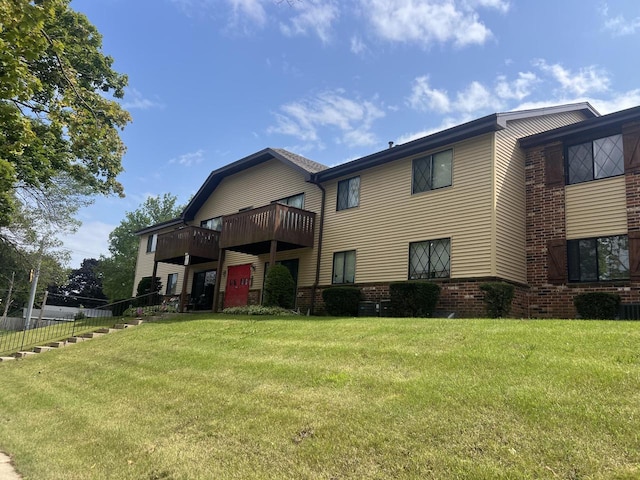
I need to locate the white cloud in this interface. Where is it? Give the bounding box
[350,35,367,55]
[169,149,205,167]
[121,88,163,110]
[280,1,339,43]
[495,72,538,100]
[359,0,507,48]
[408,76,451,113]
[228,0,267,27]
[534,60,610,96]
[601,3,640,36]
[455,81,502,112]
[269,90,385,147]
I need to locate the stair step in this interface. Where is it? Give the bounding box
[96,328,117,334]
[33,346,53,353]
[47,341,66,348]
[114,323,130,329]
[0,356,16,362]
[128,319,144,326]
[67,337,85,343]
[13,351,37,358]
[81,332,104,339]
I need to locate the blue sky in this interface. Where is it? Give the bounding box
[62,0,640,267]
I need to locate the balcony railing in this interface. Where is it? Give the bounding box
[220,203,315,254]
[155,226,220,265]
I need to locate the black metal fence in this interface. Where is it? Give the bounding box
[0,294,159,358]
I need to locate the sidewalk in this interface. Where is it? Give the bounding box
[0,452,21,480]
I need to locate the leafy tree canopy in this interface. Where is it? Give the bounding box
[47,258,107,308]
[0,0,131,226]
[99,194,184,301]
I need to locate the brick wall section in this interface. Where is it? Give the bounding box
[300,279,528,318]
[525,136,640,318]
[626,171,640,232]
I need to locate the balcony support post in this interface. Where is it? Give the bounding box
[269,239,278,272]
[212,248,226,312]
[151,261,159,306]
[180,263,190,313]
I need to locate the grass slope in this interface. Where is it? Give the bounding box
[0,315,639,479]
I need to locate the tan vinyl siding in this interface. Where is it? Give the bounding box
[320,134,494,284]
[195,159,323,290]
[133,234,185,297]
[565,176,627,239]
[494,111,590,283]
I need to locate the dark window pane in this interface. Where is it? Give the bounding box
[578,238,598,282]
[567,142,593,184]
[344,251,356,283]
[567,240,581,282]
[593,134,623,179]
[430,239,450,278]
[598,235,629,280]
[412,157,432,194]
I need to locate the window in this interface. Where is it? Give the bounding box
[332,250,356,284]
[337,177,360,210]
[412,149,452,194]
[146,234,157,253]
[274,193,305,209]
[201,216,222,231]
[568,235,629,282]
[409,238,450,279]
[166,273,179,295]
[567,134,623,184]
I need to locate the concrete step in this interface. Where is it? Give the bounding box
[128,319,144,326]
[33,346,53,353]
[48,341,66,348]
[67,337,85,343]
[0,356,16,362]
[13,351,37,358]
[81,332,104,339]
[96,328,117,334]
[114,323,130,329]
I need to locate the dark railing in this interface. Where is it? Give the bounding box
[155,226,220,264]
[220,203,315,251]
[0,294,162,358]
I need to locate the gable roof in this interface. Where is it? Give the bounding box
[518,104,640,148]
[181,147,327,221]
[314,102,598,182]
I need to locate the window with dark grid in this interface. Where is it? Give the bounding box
[337,177,360,210]
[567,134,623,184]
[409,238,450,279]
[412,149,452,194]
[568,235,629,282]
[332,250,356,284]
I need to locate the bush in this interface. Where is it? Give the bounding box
[322,287,362,316]
[222,305,296,316]
[136,276,162,306]
[263,264,295,308]
[389,282,440,317]
[574,292,621,319]
[479,282,515,318]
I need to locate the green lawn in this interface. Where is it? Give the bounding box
[0,315,638,479]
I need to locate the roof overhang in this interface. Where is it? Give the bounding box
[135,218,184,236]
[519,105,640,148]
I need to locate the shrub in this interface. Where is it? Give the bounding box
[263,264,295,308]
[389,282,440,317]
[136,276,162,306]
[222,305,295,316]
[479,282,515,318]
[322,287,362,316]
[574,292,621,319]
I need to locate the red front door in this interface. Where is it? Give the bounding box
[224,264,251,308]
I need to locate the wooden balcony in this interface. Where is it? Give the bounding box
[220,203,315,255]
[155,226,220,265]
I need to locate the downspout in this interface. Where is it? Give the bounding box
[310,177,326,315]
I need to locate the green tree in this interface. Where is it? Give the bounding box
[0,0,131,226]
[47,258,107,308]
[99,194,183,301]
